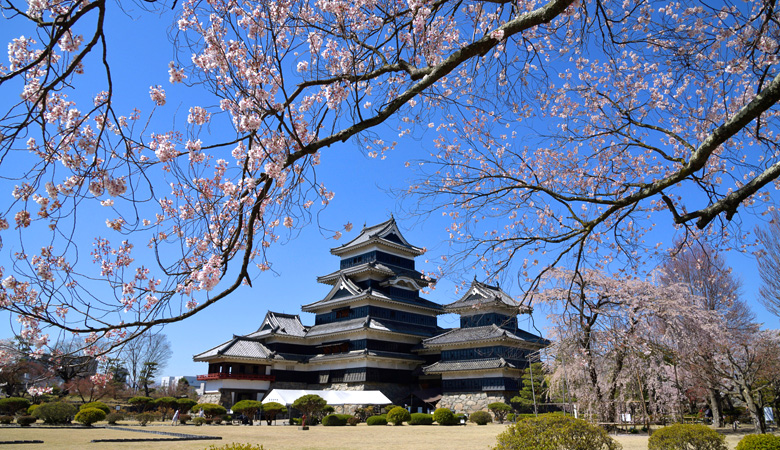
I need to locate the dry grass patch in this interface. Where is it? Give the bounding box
[0,423,756,450]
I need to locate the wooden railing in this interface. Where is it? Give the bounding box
[196,373,275,381]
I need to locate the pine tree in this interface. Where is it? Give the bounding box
[511,362,547,414]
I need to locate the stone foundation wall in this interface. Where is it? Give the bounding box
[197,392,222,405]
[436,392,506,414]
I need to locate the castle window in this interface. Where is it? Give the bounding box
[335,308,350,319]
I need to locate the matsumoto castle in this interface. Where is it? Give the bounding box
[194,218,548,413]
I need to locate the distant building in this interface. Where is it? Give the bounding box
[193,218,548,413]
[159,375,199,391]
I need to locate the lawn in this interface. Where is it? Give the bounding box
[0,422,757,450]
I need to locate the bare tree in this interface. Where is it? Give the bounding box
[756,211,780,319]
[118,331,172,392]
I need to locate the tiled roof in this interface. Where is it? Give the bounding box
[330,217,424,256]
[422,325,545,347]
[302,285,443,313]
[445,279,519,312]
[423,357,518,374]
[303,317,439,338]
[305,317,369,337]
[193,337,273,361]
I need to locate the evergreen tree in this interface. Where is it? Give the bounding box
[511,362,547,414]
[138,362,158,397]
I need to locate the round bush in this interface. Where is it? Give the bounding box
[16,415,37,426]
[648,424,727,450]
[409,413,433,425]
[75,407,107,426]
[136,412,155,426]
[367,415,388,426]
[32,402,78,424]
[0,397,31,415]
[433,408,458,426]
[322,413,348,426]
[106,412,123,425]
[80,401,110,414]
[470,410,492,425]
[494,415,622,450]
[0,416,13,424]
[179,413,192,424]
[27,405,39,416]
[193,417,207,426]
[735,433,780,450]
[387,407,411,426]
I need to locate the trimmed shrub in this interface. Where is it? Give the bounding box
[262,402,287,425]
[409,413,434,425]
[106,412,123,425]
[0,397,31,415]
[291,394,327,421]
[367,415,388,426]
[470,410,492,425]
[382,405,399,414]
[322,405,335,415]
[137,412,155,426]
[27,405,39,416]
[387,407,411,426]
[177,398,198,414]
[80,401,110,414]
[322,414,348,426]
[231,400,263,420]
[433,408,458,426]
[192,403,228,418]
[494,415,622,450]
[347,416,360,426]
[736,434,780,450]
[488,402,512,424]
[193,417,207,426]
[203,444,265,450]
[0,415,13,424]
[16,415,36,426]
[32,402,78,424]
[75,408,106,426]
[648,424,727,450]
[179,413,192,424]
[128,396,153,412]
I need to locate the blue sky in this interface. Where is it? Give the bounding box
[0,2,777,382]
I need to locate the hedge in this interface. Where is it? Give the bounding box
[367,415,388,426]
[409,413,434,425]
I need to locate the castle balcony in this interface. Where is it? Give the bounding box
[197,373,275,382]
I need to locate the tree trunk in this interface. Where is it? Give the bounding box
[707,389,725,428]
[741,386,767,433]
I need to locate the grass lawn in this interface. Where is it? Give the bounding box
[0,422,758,449]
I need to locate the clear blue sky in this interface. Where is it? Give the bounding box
[0,3,776,383]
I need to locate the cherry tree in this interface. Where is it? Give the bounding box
[0,0,578,357]
[1,0,780,362]
[540,269,721,423]
[659,244,742,427]
[406,0,780,289]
